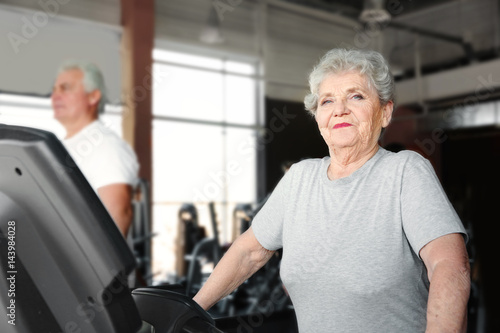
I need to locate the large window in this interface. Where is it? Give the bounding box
[0,48,262,284]
[152,49,261,282]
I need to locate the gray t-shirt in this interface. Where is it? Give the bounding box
[252,147,466,333]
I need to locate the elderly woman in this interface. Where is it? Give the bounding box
[193,49,470,332]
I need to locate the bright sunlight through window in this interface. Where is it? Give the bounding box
[151,49,260,283]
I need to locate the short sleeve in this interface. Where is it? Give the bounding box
[251,165,296,251]
[83,138,139,190]
[401,152,467,257]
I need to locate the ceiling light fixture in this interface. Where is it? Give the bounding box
[359,0,391,24]
[200,6,224,44]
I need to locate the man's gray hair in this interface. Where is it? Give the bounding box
[304,48,395,115]
[57,59,108,114]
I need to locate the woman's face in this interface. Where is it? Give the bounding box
[315,71,393,154]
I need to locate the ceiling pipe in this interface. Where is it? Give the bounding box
[265,0,361,30]
[414,33,424,108]
[356,0,475,61]
[387,21,475,62]
[269,0,475,61]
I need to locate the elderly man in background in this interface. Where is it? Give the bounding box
[51,60,139,238]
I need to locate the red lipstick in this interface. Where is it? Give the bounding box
[333,122,352,129]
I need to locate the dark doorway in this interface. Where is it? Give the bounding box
[442,125,500,333]
[264,98,328,194]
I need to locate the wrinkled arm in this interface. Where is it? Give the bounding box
[420,233,470,333]
[193,227,275,310]
[98,183,134,238]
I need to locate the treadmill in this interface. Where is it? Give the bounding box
[0,124,223,333]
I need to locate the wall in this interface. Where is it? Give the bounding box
[0,1,122,102]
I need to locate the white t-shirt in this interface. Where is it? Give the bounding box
[63,120,139,190]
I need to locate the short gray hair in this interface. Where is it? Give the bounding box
[57,59,108,114]
[304,48,395,115]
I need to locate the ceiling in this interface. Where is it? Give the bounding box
[280,0,461,19]
[279,0,500,80]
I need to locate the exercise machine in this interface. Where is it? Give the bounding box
[176,203,206,280]
[130,178,155,287]
[232,203,253,237]
[180,201,292,320]
[0,124,223,333]
[183,203,224,301]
